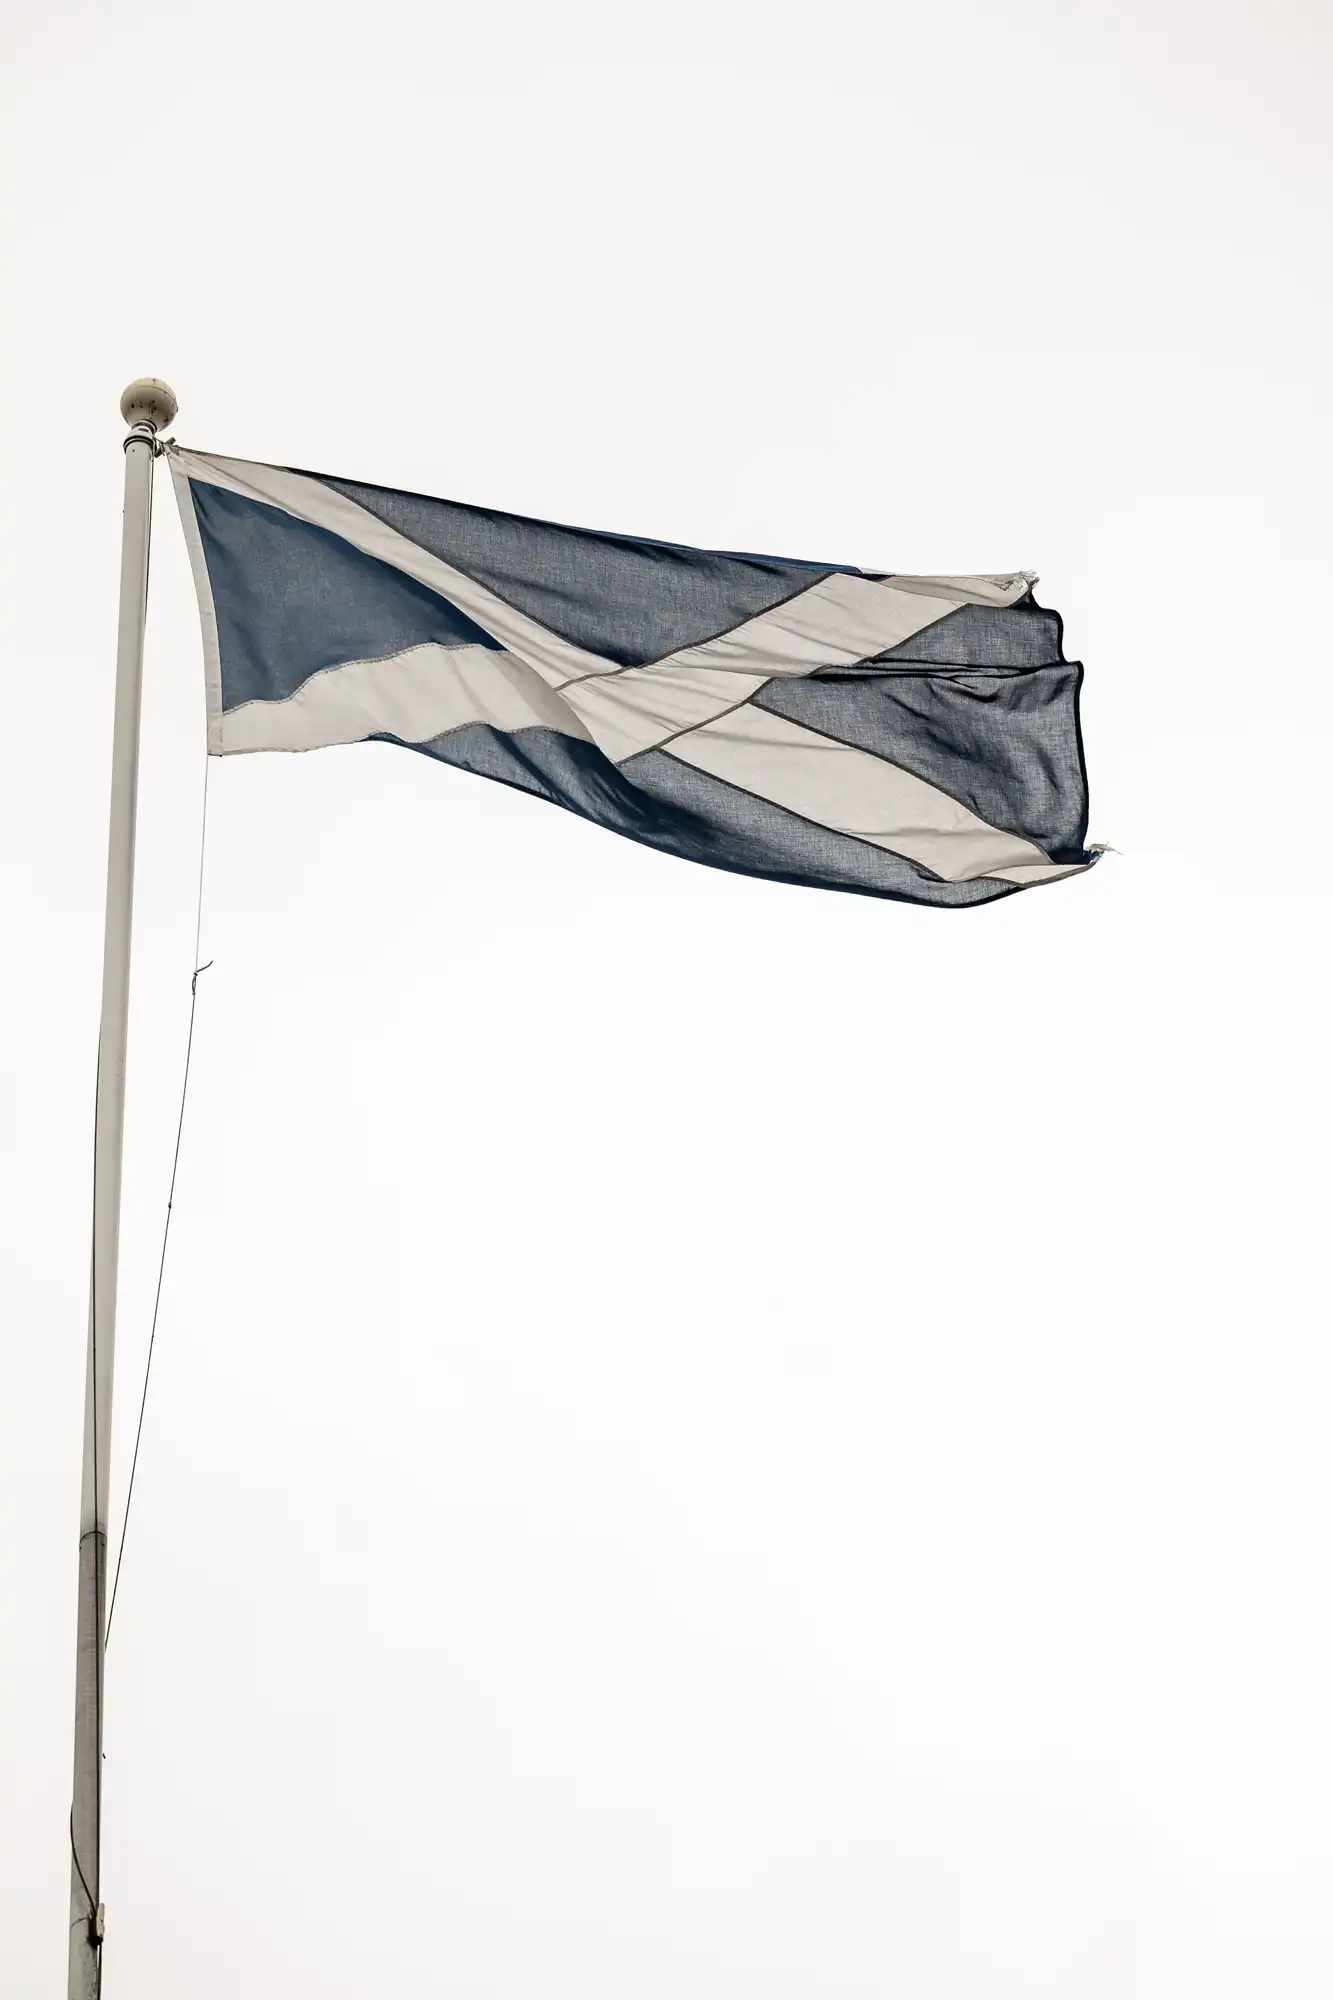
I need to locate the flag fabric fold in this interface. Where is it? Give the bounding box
[168,447,1097,907]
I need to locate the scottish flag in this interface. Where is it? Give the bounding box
[169,448,1097,907]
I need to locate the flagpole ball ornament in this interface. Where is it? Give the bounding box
[119,377,178,432]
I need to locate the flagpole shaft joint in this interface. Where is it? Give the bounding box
[67,379,177,2000]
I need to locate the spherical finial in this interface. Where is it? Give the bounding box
[120,378,179,432]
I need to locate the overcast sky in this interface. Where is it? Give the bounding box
[2,1,1331,1994]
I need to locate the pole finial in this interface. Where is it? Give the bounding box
[119,379,178,432]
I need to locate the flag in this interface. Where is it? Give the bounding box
[168,448,1097,907]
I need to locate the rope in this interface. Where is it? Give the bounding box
[106,752,211,1644]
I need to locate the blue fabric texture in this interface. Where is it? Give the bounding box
[315,471,846,668]
[754,662,1089,863]
[191,481,500,712]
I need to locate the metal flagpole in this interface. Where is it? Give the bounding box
[68,378,178,2000]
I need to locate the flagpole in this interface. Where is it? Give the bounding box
[68,378,178,2000]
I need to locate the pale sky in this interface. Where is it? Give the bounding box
[2,1,1332,1994]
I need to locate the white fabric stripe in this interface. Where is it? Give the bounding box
[217,644,592,755]
[170,449,1031,699]
[170,449,614,691]
[882,572,1037,606]
[168,455,225,753]
[563,664,771,763]
[665,704,1071,884]
[985,856,1091,887]
[656,571,999,679]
